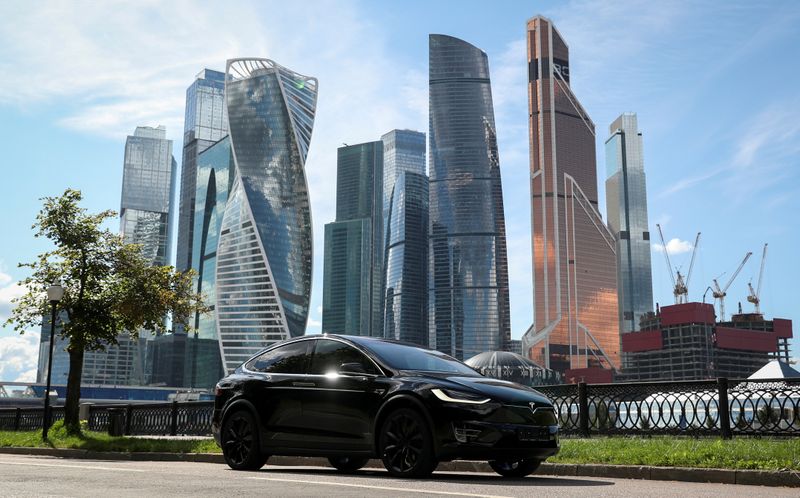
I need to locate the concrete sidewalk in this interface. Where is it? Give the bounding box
[1,446,798,488]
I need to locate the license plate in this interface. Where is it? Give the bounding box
[518,427,549,441]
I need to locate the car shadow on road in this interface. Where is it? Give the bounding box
[254,467,614,487]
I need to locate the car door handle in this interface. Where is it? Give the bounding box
[292,381,316,387]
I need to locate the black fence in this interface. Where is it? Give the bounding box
[1,377,798,438]
[536,377,800,438]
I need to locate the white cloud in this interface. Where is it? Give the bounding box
[0,276,26,322]
[653,238,693,256]
[0,332,40,382]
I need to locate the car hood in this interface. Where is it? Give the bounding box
[417,373,552,405]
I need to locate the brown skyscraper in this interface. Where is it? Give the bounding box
[522,16,619,378]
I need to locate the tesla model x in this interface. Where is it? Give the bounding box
[212,334,559,478]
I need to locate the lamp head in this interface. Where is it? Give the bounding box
[47,280,64,304]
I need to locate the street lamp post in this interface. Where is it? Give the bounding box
[42,280,64,440]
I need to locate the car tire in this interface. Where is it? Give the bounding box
[328,456,370,473]
[488,458,542,478]
[379,407,438,478]
[221,410,268,471]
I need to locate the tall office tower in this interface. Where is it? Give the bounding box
[215,59,317,373]
[428,34,512,361]
[383,171,429,346]
[176,69,227,275]
[381,129,426,235]
[605,113,654,336]
[185,136,232,388]
[381,129,427,346]
[522,16,619,378]
[322,141,384,336]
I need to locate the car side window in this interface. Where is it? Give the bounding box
[247,341,311,374]
[309,339,378,375]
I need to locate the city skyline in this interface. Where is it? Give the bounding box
[1,1,799,381]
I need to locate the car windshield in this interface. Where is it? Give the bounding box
[363,340,480,375]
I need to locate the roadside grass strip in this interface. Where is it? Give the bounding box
[2,425,799,472]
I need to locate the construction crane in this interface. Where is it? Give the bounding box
[712,251,752,321]
[747,243,768,314]
[656,225,701,304]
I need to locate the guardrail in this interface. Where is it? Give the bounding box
[1,377,798,438]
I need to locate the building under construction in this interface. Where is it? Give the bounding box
[620,302,793,381]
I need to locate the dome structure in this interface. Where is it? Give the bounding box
[465,351,561,386]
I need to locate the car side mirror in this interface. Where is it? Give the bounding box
[339,362,368,375]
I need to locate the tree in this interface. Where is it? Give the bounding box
[5,189,208,434]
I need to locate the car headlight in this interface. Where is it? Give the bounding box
[431,388,491,405]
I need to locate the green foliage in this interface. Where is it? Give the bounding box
[4,189,209,433]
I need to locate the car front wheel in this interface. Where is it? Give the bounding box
[221,410,268,471]
[488,458,541,478]
[379,407,437,478]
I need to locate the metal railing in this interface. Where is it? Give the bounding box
[536,377,800,438]
[1,377,798,438]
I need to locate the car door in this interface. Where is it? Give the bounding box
[302,338,387,451]
[245,339,314,448]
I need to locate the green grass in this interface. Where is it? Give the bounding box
[2,426,799,471]
[0,422,219,454]
[550,437,800,471]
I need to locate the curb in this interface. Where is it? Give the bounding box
[1,447,798,488]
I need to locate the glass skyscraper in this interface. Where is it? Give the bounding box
[523,16,619,376]
[215,58,317,373]
[381,129,425,237]
[176,69,227,276]
[322,141,384,336]
[605,113,654,335]
[381,129,427,346]
[383,171,429,346]
[185,136,232,387]
[428,34,512,361]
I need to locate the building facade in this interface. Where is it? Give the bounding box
[215,58,317,373]
[322,141,383,336]
[428,34,512,360]
[522,16,620,376]
[176,69,228,276]
[383,171,429,346]
[185,136,232,388]
[381,129,426,236]
[605,113,654,336]
[621,303,794,381]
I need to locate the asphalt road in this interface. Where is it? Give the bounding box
[0,455,794,498]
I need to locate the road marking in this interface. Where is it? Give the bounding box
[247,476,513,498]
[0,460,146,472]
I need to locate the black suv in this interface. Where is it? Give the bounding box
[212,335,559,478]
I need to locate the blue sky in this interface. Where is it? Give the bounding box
[1,0,799,381]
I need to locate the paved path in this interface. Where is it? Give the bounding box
[0,454,794,497]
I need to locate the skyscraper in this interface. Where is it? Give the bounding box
[428,34,511,360]
[381,129,426,236]
[322,141,383,336]
[185,136,232,388]
[381,129,427,346]
[523,16,619,377]
[605,113,654,335]
[383,170,429,346]
[215,58,317,373]
[120,126,176,268]
[176,69,227,275]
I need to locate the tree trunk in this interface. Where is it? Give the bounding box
[64,342,85,434]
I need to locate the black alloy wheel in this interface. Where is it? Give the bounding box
[379,408,437,478]
[328,456,370,473]
[221,410,268,471]
[488,458,542,478]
